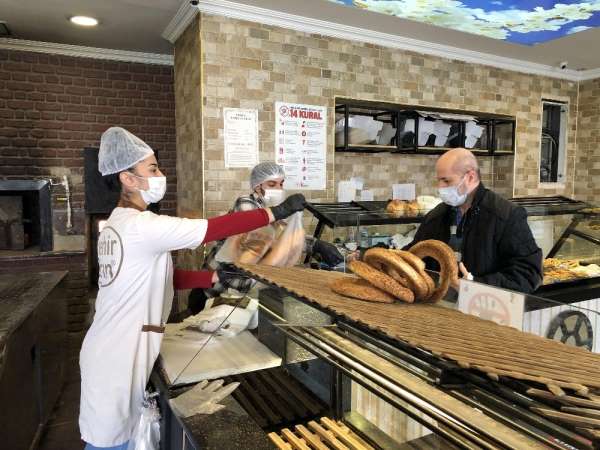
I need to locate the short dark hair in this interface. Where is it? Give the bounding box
[103,172,122,193]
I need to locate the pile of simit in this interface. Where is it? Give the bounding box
[330,240,458,304]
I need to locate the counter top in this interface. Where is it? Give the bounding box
[152,363,275,450]
[0,271,67,349]
[182,396,274,450]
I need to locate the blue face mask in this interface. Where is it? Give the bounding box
[438,176,467,207]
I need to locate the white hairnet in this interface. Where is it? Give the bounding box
[98,127,154,176]
[250,162,285,189]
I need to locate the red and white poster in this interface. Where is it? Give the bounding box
[275,102,326,190]
[458,279,524,330]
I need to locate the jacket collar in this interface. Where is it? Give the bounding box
[469,182,487,210]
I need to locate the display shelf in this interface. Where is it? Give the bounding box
[335,97,516,156]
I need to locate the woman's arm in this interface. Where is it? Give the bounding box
[173,269,218,290]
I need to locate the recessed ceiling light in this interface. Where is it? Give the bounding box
[69,16,98,27]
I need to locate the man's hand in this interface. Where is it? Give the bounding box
[452,262,473,291]
[269,193,306,221]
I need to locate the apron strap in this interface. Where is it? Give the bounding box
[141,324,165,333]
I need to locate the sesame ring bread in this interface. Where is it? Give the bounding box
[409,239,458,303]
[348,260,415,303]
[329,277,395,303]
[390,249,436,300]
[364,248,429,301]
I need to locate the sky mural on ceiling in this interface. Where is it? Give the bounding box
[329,0,600,45]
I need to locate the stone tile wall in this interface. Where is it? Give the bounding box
[575,78,600,204]
[180,13,580,220]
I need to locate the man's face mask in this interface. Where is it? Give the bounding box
[438,175,468,207]
[262,188,285,207]
[131,173,167,204]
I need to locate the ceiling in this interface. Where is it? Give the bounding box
[0,0,599,72]
[330,0,600,46]
[0,0,180,54]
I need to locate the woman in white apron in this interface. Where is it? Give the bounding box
[79,127,306,449]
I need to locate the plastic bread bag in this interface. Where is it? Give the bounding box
[127,391,160,450]
[260,212,305,267]
[215,225,275,264]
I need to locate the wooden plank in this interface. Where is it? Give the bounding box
[234,375,281,425]
[575,428,600,440]
[229,382,268,428]
[562,407,600,420]
[335,422,375,450]
[269,432,293,450]
[527,388,600,410]
[271,369,323,415]
[295,424,329,450]
[258,369,309,418]
[246,371,295,422]
[320,417,367,450]
[308,420,350,450]
[281,428,311,450]
[530,407,600,428]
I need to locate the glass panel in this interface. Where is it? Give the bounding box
[494,120,514,153]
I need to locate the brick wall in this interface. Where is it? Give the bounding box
[0,49,177,220]
[575,78,600,203]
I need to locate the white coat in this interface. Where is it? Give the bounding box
[79,207,207,446]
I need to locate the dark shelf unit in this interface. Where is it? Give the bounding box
[335,98,516,156]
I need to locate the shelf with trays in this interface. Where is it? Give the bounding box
[335,97,516,156]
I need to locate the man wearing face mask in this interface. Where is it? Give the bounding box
[79,128,307,450]
[405,148,542,294]
[187,162,343,314]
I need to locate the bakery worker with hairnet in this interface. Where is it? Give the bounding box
[79,128,306,450]
[187,161,343,314]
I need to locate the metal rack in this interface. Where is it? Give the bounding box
[335,98,516,156]
[249,271,595,450]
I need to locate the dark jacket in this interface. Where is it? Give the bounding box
[406,183,543,294]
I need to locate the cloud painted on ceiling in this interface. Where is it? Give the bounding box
[329,0,600,45]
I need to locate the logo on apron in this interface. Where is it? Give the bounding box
[98,226,124,287]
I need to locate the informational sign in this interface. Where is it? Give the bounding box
[392,183,416,200]
[275,102,326,190]
[223,108,259,168]
[458,279,524,330]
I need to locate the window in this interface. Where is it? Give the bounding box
[539,101,568,183]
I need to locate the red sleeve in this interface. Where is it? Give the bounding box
[173,269,215,290]
[203,208,270,243]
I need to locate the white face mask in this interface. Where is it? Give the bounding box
[133,174,167,204]
[438,176,467,207]
[262,188,285,207]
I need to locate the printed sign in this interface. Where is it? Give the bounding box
[275,102,326,190]
[224,108,259,168]
[458,279,524,330]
